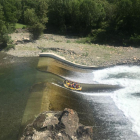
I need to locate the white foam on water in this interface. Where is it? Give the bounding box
[92,65,140,137]
[75,91,111,96]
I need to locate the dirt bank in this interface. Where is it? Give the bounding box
[3,32,140,66]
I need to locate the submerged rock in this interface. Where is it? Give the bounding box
[20,108,93,140]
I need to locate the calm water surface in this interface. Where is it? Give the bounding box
[0,53,58,140]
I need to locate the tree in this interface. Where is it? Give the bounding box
[80,0,106,30]
[0,0,22,49]
[23,0,48,40]
[0,4,14,50]
[47,0,106,35]
[0,0,22,32]
[47,0,66,33]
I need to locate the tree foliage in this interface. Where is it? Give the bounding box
[0,0,140,46]
[108,0,140,45]
[0,4,14,49]
[23,0,48,40]
[47,0,140,46]
[47,0,106,34]
[0,0,22,32]
[0,0,22,49]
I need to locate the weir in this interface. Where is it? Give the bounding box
[18,53,140,139]
[37,53,121,89]
[20,53,121,130]
[1,52,139,140]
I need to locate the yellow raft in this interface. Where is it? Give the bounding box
[64,80,82,91]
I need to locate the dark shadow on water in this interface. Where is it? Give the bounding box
[132,93,140,97]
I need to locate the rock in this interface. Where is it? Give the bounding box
[76,126,93,140]
[23,124,34,136]
[20,108,93,140]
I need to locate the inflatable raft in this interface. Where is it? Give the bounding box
[64,80,82,91]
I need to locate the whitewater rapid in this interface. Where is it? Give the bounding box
[92,65,140,137]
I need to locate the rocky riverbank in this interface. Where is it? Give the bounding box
[20,108,93,140]
[2,32,140,67]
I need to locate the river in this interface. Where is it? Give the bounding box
[0,52,140,140]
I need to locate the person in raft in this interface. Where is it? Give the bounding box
[69,82,78,88]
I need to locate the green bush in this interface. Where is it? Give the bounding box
[90,29,106,43]
[130,34,140,46]
[0,2,19,50]
[29,23,46,40]
[23,0,48,40]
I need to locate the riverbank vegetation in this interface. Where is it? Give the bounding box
[0,0,140,50]
[15,23,26,29]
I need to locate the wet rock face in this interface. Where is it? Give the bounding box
[20,108,93,140]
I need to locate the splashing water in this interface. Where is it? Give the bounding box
[93,65,140,137]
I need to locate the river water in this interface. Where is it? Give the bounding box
[93,65,140,138]
[0,52,140,140]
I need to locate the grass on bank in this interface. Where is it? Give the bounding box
[76,37,92,44]
[15,23,26,29]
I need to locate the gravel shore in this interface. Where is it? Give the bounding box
[4,32,140,67]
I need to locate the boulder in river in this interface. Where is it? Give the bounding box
[20,108,93,140]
